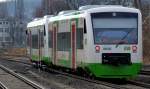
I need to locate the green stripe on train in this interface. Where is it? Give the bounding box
[31,55,51,64]
[84,63,142,78]
[51,59,142,79]
[56,59,142,78]
[58,59,71,68]
[31,55,71,68]
[42,57,52,65]
[31,55,39,61]
[31,55,142,78]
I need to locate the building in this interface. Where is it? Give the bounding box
[0,19,12,47]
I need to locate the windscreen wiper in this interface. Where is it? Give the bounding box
[115,29,132,48]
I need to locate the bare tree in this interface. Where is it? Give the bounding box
[134,0,142,9]
[34,0,70,17]
[140,2,150,64]
[13,0,25,47]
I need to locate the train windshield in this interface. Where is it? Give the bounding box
[91,12,138,44]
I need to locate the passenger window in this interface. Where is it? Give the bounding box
[48,31,52,48]
[32,34,38,49]
[44,26,46,36]
[84,19,87,34]
[57,32,71,51]
[76,28,83,49]
[40,31,44,47]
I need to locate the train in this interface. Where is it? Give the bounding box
[27,5,142,79]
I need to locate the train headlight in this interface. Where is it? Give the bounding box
[132,46,137,53]
[95,46,100,53]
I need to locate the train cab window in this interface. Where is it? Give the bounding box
[57,32,71,51]
[76,28,83,49]
[91,12,138,44]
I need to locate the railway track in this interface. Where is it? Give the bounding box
[128,80,150,88]
[0,64,44,89]
[0,57,32,65]
[140,70,150,75]
[0,58,126,89]
[0,81,8,89]
[45,67,129,89]
[0,57,149,89]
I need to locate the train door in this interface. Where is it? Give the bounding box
[29,30,32,57]
[31,28,39,62]
[27,30,32,57]
[38,29,41,65]
[76,18,84,65]
[48,23,53,63]
[71,20,77,69]
[52,23,58,65]
[39,27,44,65]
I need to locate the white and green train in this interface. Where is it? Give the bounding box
[27,5,142,79]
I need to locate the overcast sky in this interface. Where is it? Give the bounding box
[6,0,41,19]
[1,0,150,21]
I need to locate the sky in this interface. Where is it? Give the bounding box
[0,0,7,2]
[24,0,41,20]
[6,0,41,20]
[1,0,150,21]
[0,0,11,2]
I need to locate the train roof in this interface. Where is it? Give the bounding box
[85,5,140,13]
[48,5,140,22]
[27,15,53,28]
[27,5,141,27]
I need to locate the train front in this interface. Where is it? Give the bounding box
[85,6,142,79]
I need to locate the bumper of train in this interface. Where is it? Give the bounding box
[86,63,142,79]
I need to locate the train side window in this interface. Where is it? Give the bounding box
[32,34,38,49]
[44,26,46,36]
[76,28,83,49]
[57,32,71,51]
[25,30,28,35]
[40,31,44,47]
[84,19,87,34]
[48,31,52,48]
[27,32,30,47]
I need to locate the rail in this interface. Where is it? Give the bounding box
[0,81,8,89]
[0,64,44,89]
[128,80,150,88]
[140,70,150,75]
